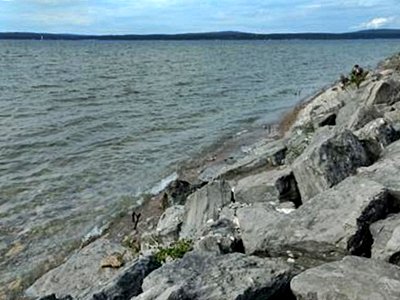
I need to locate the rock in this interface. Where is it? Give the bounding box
[92,256,161,300]
[291,256,400,300]
[100,253,125,269]
[161,180,204,209]
[354,118,399,161]
[291,87,345,130]
[193,218,243,255]
[233,167,301,207]
[38,295,73,300]
[358,139,400,198]
[345,105,383,131]
[133,252,295,300]
[237,177,399,260]
[365,79,400,106]
[292,127,370,201]
[180,180,232,239]
[199,139,287,181]
[156,205,185,245]
[370,214,400,264]
[26,239,133,299]
[284,124,315,164]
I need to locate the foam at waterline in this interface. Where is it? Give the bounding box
[149,172,179,196]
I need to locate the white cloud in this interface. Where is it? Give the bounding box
[358,17,395,29]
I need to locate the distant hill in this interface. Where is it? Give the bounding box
[1,29,400,40]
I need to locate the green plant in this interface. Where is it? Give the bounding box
[155,239,193,263]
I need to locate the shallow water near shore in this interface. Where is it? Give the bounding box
[1,39,400,293]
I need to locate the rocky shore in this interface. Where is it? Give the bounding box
[17,52,400,300]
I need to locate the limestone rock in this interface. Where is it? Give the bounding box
[156,205,185,245]
[26,239,133,299]
[354,118,399,161]
[133,252,295,300]
[291,256,400,300]
[365,79,400,106]
[370,214,400,263]
[92,256,161,300]
[100,253,125,269]
[233,167,300,207]
[180,180,232,239]
[292,127,370,201]
[237,177,398,260]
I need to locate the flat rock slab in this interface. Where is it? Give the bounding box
[26,239,133,299]
[291,256,400,300]
[237,176,395,260]
[133,252,295,300]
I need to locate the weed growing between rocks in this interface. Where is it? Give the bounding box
[155,239,193,263]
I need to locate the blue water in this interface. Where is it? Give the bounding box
[0,39,399,293]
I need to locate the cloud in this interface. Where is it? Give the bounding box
[358,17,395,29]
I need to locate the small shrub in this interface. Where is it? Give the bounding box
[155,239,193,263]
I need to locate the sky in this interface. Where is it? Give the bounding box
[1,0,400,34]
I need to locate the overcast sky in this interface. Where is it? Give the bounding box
[1,0,400,34]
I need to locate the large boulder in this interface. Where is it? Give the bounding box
[354,118,399,161]
[291,87,345,130]
[155,205,185,245]
[25,239,134,299]
[237,177,399,260]
[358,139,400,198]
[292,127,370,201]
[179,180,232,239]
[342,104,383,131]
[291,256,400,300]
[365,79,400,106]
[370,214,400,264]
[232,167,301,207]
[91,256,161,300]
[133,252,295,300]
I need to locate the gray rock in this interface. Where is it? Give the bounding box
[354,118,399,161]
[291,87,345,130]
[284,124,315,164]
[292,127,370,201]
[133,252,295,300]
[199,139,287,181]
[155,205,185,245]
[370,214,400,263]
[345,105,383,131]
[237,177,397,260]
[233,167,300,207]
[365,79,400,106]
[180,180,232,239]
[91,256,161,300]
[193,218,243,255]
[291,256,400,300]
[358,139,400,198]
[161,180,205,209]
[26,239,134,299]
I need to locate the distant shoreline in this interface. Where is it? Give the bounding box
[1,29,400,41]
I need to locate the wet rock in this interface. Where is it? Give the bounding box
[199,139,287,181]
[91,256,161,300]
[291,256,400,300]
[354,118,399,161]
[233,167,301,207]
[133,252,295,300]
[292,127,370,201]
[370,214,400,264]
[237,177,398,260]
[26,239,133,299]
[180,180,232,239]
